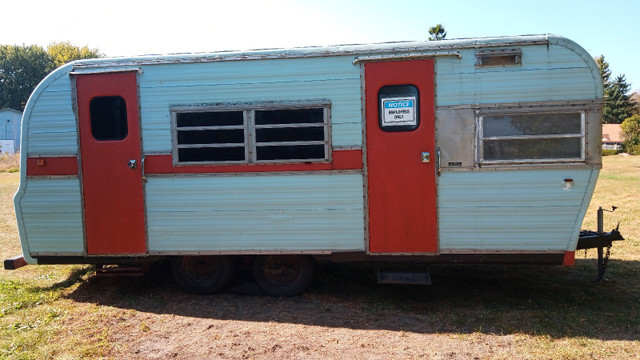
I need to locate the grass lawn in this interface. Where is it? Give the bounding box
[0,155,638,359]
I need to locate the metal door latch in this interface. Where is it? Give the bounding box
[128,159,137,169]
[421,152,430,163]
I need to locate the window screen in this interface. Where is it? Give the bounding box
[254,108,326,161]
[90,96,128,141]
[172,104,329,164]
[479,112,584,163]
[175,111,246,163]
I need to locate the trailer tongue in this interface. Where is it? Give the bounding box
[576,207,625,281]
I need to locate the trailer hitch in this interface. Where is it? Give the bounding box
[577,206,624,282]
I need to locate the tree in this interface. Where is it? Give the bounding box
[595,55,611,85]
[0,42,103,111]
[605,75,635,124]
[428,24,447,41]
[620,114,640,154]
[0,45,53,110]
[595,55,635,124]
[630,91,640,115]
[47,41,102,68]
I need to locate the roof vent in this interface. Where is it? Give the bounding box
[475,49,521,67]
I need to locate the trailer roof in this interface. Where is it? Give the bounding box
[71,34,586,68]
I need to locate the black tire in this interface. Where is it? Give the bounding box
[253,255,315,297]
[171,256,235,295]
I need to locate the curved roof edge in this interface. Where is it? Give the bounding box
[72,34,576,67]
[547,36,603,97]
[21,62,75,124]
[15,62,75,265]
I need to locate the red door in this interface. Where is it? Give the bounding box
[76,72,146,255]
[365,59,437,253]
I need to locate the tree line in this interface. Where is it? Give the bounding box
[0,42,101,110]
[595,56,640,154]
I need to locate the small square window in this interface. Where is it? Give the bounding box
[89,96,128,141]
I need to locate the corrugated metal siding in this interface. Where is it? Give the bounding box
[438,169,596,250]
[436,45,600,106]
[139,56,362,153]
[25,72,77,155]
[145,173,365,252]
[19,178,84,253]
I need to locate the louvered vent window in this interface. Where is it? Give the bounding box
[172,103,330,165]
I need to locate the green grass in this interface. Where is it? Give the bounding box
[0,172,101,359]
[0,266,96,359]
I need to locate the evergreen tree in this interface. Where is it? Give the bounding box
[595,55,611,85]
[595,55,635,124]
[605,75,635,124]
[428,24,447,41]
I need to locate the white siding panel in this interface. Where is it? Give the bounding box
[438,169,596,251]
[20,178,84,253]
[25,73,78,155]
[138,56,363,153]
[436,45,600,106]
[146,173,365,252]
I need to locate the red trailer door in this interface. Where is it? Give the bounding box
[76,71,146,255]
[365,59,437,254]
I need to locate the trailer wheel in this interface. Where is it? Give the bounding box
[171,256,235,295]
[253,255,315,297]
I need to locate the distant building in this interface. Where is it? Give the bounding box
[602,124,623,150]
[0,108,22,154]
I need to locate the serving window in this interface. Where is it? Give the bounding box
[478,112,585,164]
[172,102,330,165]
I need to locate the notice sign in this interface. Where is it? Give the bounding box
[381,97,417,127]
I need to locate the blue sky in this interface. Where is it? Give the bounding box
[2,0,638,92]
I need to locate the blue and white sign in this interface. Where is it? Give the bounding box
[382,97,416,127]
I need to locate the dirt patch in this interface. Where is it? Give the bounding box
[55,262,640,359]
[63,288,516,360]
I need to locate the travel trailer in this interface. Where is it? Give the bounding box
[5,35,623,296]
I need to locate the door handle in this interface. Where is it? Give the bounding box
[141,156,146,182]
[128,159,137,169]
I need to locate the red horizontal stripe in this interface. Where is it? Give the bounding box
[145,149,363,174]
[27,157,78,176]
[26,150,363,177]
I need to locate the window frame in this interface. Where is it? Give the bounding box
[171,101,331,166]
[475,49,522,67]
[477,111,586,165]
